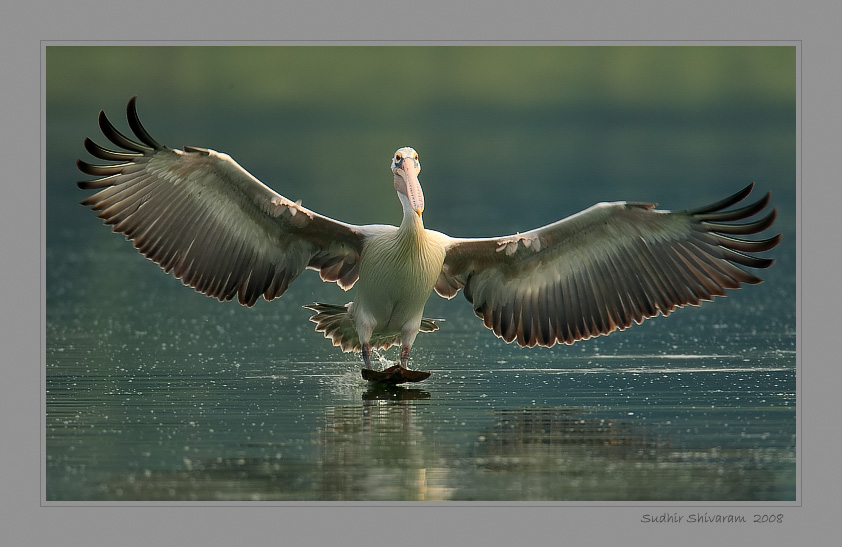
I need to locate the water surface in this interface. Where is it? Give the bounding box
[46,230,795,501]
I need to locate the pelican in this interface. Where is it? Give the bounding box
[77,97,780,383]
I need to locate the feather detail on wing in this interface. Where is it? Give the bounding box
[435,184,780,347]
[77,97,392,306]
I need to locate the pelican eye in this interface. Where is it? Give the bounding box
[395,153,402,161]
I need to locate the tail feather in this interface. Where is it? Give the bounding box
[303,303,360,352]
[303,302,442,353]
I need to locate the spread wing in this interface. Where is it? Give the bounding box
[77,97,393,306]
[435,184,780,347]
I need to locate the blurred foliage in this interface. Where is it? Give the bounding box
[47,46,794,110]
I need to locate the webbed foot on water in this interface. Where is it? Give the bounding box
[361,365,431,384]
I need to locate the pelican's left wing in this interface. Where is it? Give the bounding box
[435,184,780,347]
[77,97,393,307]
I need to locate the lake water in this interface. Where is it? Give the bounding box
[46,221,795,502]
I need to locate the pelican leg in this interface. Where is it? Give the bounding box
[361,342,373,370]
[400,345,411,369]
[361,342,430,384]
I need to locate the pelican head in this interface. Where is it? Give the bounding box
[391,147,424,216]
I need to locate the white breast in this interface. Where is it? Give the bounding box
[353,221,446,334]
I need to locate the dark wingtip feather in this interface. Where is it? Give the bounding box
[78,97,167,188]
[687,182,755,215]
[700,208,778,235]
[97,106,153,153]
[76,160,99,176]
[127,96,165,150]
[83,136,142,161]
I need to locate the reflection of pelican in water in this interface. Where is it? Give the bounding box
[362,384,431,401]
[96,405,789,501]
[476,407,656,453]
[318,401,451,501]
[78,98,780,382]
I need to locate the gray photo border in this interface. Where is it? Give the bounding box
[6,0,836,545]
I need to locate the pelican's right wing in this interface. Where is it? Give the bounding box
[77,97,393,306]
[435,184,780,347]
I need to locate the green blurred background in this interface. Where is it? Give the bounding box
[47,46,795,237]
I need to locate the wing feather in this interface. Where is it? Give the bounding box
[78,97,386,306]
[438,183,780,347]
